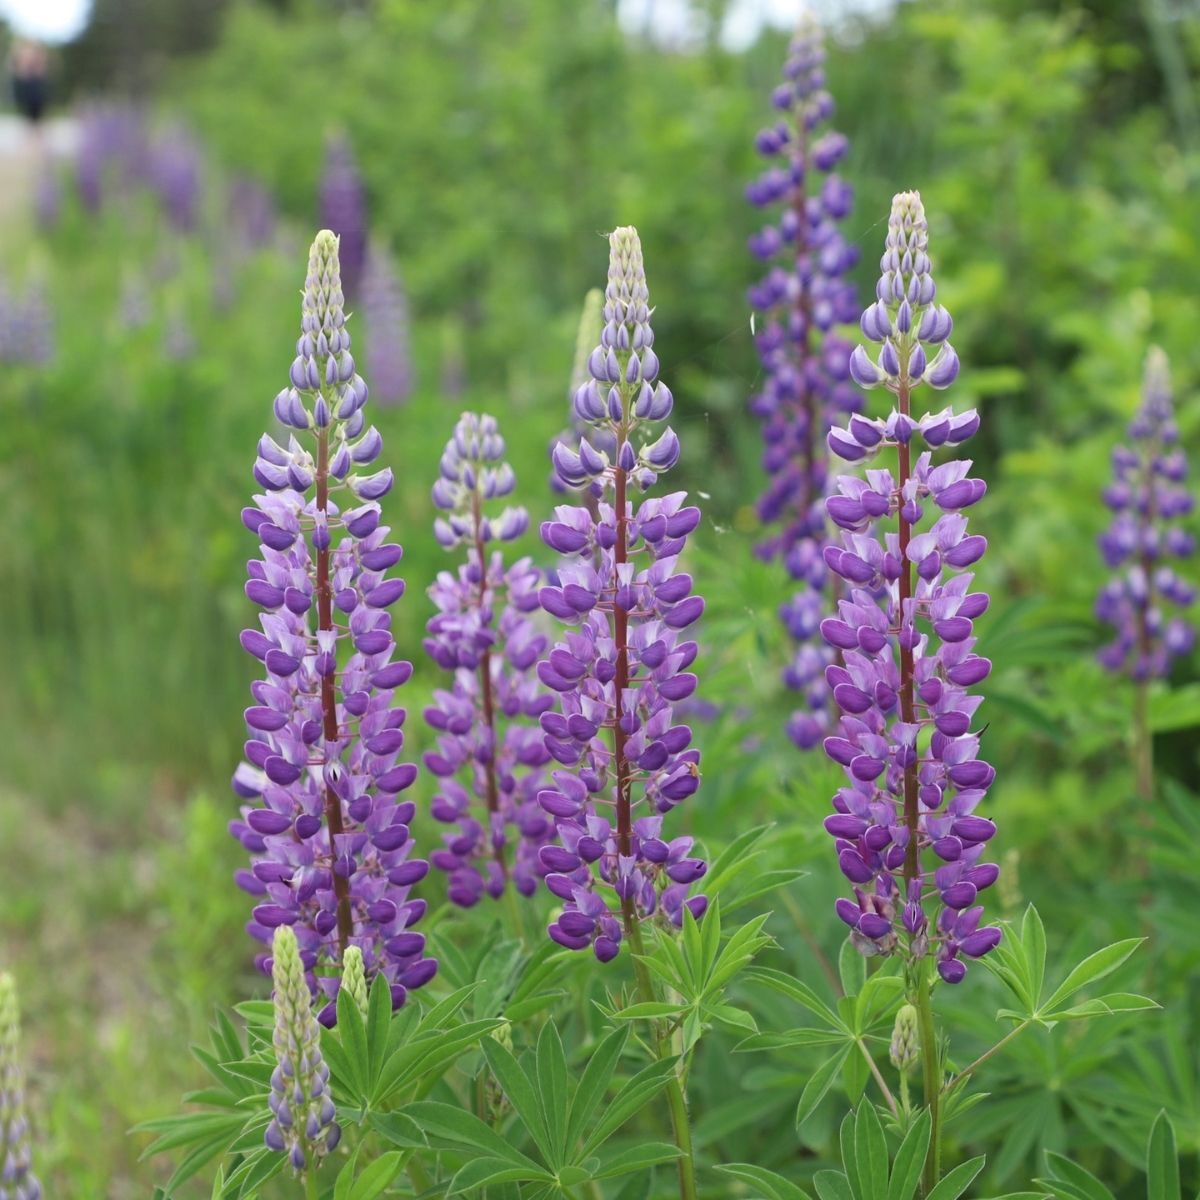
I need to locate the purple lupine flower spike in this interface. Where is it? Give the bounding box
[747,13,861,751]
[150,124,203,232]
[361,242,414,407]
[822,192,998,985]
[319,135,367,300]
[423,414,554,905]
[1096,347,1195,679]
[538,227,707,963]
[0,973,41,1200]
[230,230,435,1025]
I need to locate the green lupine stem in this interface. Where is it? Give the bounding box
[305,1165,320,1200]
[406,1154,434,1195]
[915,963,941,1195]
[625,917,698,1200]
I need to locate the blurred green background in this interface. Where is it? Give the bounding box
[0,0,1198,1194]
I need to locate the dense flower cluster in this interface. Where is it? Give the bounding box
[230,230,435,1024]
[746,13,862,750]
[822,192,1000,985]
[319,136,367,300]
[265,926,340,1171]
[1096,347,1195,678]
[423,413,553,905]
[361,243,414,407]
[0,973,39,1200]
[538,227,708,962]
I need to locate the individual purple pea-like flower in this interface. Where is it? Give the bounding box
[549,287,606,508]
[264,926,340,1172]
[538,227,708,962]
[746,13,862,751]
[821,192,999,985]
[0,972,41,1200]
[1096,347,1195,680]
[230,230,436,1025]
[423,413,554,905]
[319,135,367,300]
[360,241,414,408]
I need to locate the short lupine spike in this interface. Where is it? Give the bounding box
[822,192,999,985]
[1096,347,1195,679]
[0,972,40,1200]
[424,414,553,905]
[341,946,369,1020]
[266,927,340,1171]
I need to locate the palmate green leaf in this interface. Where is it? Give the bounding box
[703,824,774,894]
[925,1156,986,1200]
[839,939,867,998]
[591,1142,683,1180]
[887,1110,932,1200]
[1037,1151,1115,1200]
[579,1056,679,1158]
[722,868,807,914]
[332,984,369,1104]
[364,974,392,1093]
[505,941,574,1022]
[853,1103,889,1200]
[402,1099,545,1171]
[346,1151,408,1200]
[748,967,846,1032]
[565,1027,629,1151]
[706,911,774,994]
[709,1002,758,1034]
[1147,1111,1180,1200]
[1041,992,1159,1021]
[480,1034,555,1163]
[134,1111,247,1160]
[796,1047,850,1130]
[854,973,904,1035]
[449,1158,554,1192]
[372,1017,504,1104]
[217,1146,284,1200]
[611,1001,686,1021]
[736,1028,848,1051]
[716,1163,814,1200]
[1040,938,1143,1015]
[814,1169,854,1200]
[367,1110,426,1150]
[161,1134,239,1198]
[1147,683,1200,733]
[534,1021,570,1166]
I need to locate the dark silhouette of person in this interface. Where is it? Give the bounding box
[10,40,51,125]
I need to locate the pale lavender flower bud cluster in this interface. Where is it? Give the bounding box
[1097,347,1195,678]
[230,231,435,1024]
[361,243,414,407]
[265,926,340,1172]
[319,135,367,300]
[746,14,861,750]
[822,193,999,985]
[549,288,605,499]
[0,973,39,1200]
[423,414,554,905]
[538,227,707,963]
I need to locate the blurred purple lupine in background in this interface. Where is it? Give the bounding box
[34,166,61,233]
[150,126,204,233]
[747,13,861,751]
[229,230,436,1024]
[75,103,149,215]
[423,414,554,907]
[0,274,55,368]
[264,926,340,1172]
[537,226,707,963]
[822,192,1000,986]
[360,243,413,407]
[0,973,40,1200]
[1096,347,1195,798]
[318,136,367,300]
[228,175,277,252]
